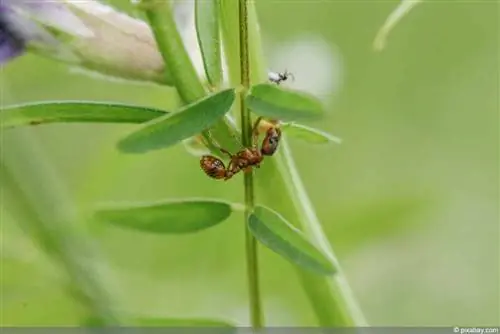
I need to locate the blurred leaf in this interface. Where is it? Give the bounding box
[246,84,324,121]
[282,123,342,144]
[182,136,210,157]
[117,89,235,153]
[195,0,222,88]
[94,198,234,234]
[373,0,423,51]
[0,101,167,129]
[248,205,336,275]
[134,317,235,327]
[83,316,235,328]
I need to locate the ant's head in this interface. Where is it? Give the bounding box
[260,126,282,156]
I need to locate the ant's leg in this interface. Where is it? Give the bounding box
[219,147,233,158]
[230,132,245,150]
[251,116,263,147]
[206,129,233,158]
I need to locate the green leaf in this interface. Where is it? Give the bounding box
[117,88,235,153]
[282,123,342,144]
[373,0,423,51]
[182,136,210,157]
[248,205,336,275]
[195,0,222,88]
[0,101,168,129]
[246,84,324,122]
[134,317,235,328]
[94,198,233,234]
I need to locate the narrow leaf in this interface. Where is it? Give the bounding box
[94,198,233,234]
[282,123,342,144]
[134,317,235,328]
[248,205,336,275]
[0,101,168,129]
[373,0,423,51]
[195,0,222,88]
[246,84,324,122]
[117,89,235,153]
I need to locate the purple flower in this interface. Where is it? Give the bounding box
[0,0,92,63]
[0,5,25,62]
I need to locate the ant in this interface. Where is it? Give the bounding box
[200,117,281,181]
[268,69,295,85]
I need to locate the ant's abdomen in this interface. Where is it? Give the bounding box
[200,155,227,179]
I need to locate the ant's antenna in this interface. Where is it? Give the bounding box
[251,116,263,146]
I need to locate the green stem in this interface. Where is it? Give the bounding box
[238,0,264,328]
[141,0,205,102]
[220,1,367,326]
[139,0,240,155]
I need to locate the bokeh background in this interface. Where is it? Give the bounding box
[1,0,498,327]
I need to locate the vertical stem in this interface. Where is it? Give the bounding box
[239,0,264,328]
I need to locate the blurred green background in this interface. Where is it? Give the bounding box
[1,0,498,327]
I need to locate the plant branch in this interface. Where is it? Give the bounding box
[239,0,264,328]
[138,0,239,155]
[220,1,367,326]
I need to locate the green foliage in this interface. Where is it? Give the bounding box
[84,316,235,328]
[195,0,222,89]
[248,205,336,275]
[133,317,235,328]
[183,136,211,157]
[282,123,342,144]
[4,0,497,328]
[117,88,236,153]
[0,101,167,129]
[94,199,234,234]
[246,84,325,121]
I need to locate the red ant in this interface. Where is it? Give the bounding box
[200,117,281,180]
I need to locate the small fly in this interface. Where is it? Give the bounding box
[268,69,295,85]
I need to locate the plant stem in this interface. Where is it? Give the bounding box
[138,2,263,325]
[239,0,264,328]
[141,0,205,102]
[220,1,367,326]
[139,0,239,155]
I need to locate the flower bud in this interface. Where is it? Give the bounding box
[1,0,180,86]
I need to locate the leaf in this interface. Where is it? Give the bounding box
[94,198,234,234]
[117,88,235,153]
[195,0,222,88]
[182,136,210,157]
[248,205,336,275]
[282,123,342,144]
[0,101,168,129]
[134,317,235,328]
[373,0,423,51]
[246,84,324,122]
